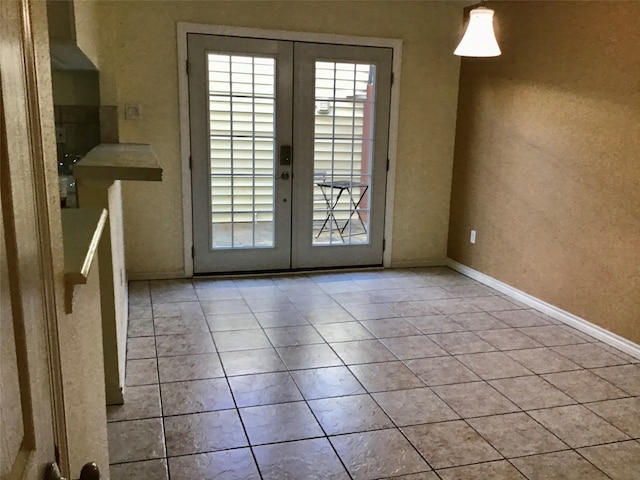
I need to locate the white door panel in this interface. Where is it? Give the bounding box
[189,35,293,273]
[189,34,392,273]
[292,43,392,268]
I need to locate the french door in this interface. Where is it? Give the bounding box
[189,34,392,273]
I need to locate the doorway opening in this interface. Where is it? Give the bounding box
[180,26,401,275]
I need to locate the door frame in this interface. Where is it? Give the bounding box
[178,22,402,276]
[1,0,70,476]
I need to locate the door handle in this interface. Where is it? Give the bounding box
[280,172,290,180]
[46,462,101,480]
[79,463,101,480]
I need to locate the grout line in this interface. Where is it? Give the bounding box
[227,286,354,478]
[207,288,267,480]
[299,404,355,479]
[573,444,629,480]
[150,284,171,478]
[514,410,623,480]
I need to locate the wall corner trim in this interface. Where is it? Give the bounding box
[446,259,640,361]
[105,385,124,406]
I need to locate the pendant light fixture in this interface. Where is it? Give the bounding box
[454,4,501,57]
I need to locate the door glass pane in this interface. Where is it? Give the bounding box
[313,62,375,245]
[208,53,276,249]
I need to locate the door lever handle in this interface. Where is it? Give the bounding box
[45,462,101,480]
[79,463,101,480]
[280,172,290,180]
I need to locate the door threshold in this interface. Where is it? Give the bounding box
[192,264,384,279]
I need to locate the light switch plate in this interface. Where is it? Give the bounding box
[125,103,141,120]
[55,126,66,143]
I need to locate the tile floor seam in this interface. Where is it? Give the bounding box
[345,361,424,394]
[553,348,631,366]
[224,399,264,479]
[282,325,353,372]
[414,417,507,471]
[150,298,170,468]
[163,444,262,461]
[366,386,445,473]
[435,458,525,480]
[329,427,432,479]
[445,441,623,480]
[570,447,620,480]
[516,410,576,453]
[573,402,640,442]
[550,344,631,369]
[540,373,632,405]
[392,394,505,477]
[448,358,536,381]
[273,312,346,375]
[574,437,640,449]
[204,312,265,480]
[505,452,617,480]
[107,414,162,424]
[299,399,357,479]
[504,356,587,375]
[232,291,316,361]
[506,458,537,480]
[534,395,636,414]
[428,381,514,421]
[587,368,638,396]
[429,398,637,420]
[575,440,640,480]
[163,287,213,479]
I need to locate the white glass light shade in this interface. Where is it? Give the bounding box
[454,7,501,57]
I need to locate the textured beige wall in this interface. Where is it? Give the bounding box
[51,70,100,105]
[60,262,110,478]
[73,0,101,67]
[75,178,128,405]
[448,2,640,343]
[95,0,464,276]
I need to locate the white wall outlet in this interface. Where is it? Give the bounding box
[470,229,477,244]
[124,103,141,120]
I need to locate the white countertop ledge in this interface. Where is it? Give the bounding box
[62,207,108,313]
[73,143,162,182]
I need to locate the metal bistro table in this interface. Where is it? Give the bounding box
[316,179,369,241]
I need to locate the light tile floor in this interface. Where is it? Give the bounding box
[108,267,640,480]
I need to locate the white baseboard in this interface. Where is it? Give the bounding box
[446,259,640,361]
[391,259,449,269]
[127,270,186,281]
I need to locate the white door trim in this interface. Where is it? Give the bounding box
[178,22,402,277]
